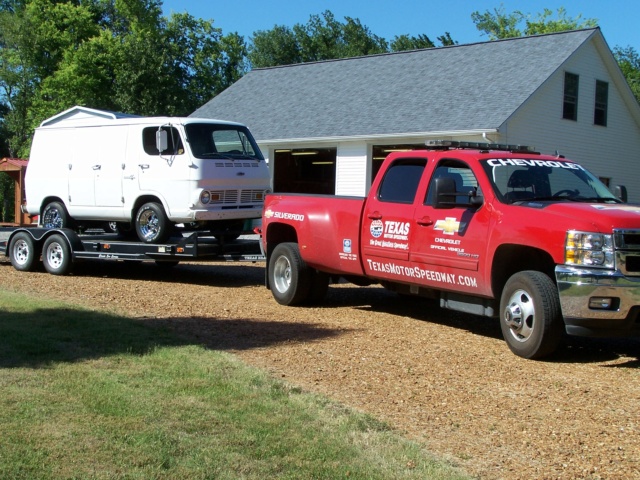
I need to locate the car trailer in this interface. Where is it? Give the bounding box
[1,227,265,276]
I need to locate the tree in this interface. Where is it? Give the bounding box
[249,10,456,68]
[614,46,640,103]
[471,6,596,40]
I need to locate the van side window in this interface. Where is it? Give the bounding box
[377,158,427,204]
[142,126,184,155]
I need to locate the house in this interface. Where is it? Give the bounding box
[192,28,640,203]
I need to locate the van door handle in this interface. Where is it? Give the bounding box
[417,216,433,226]
[139,164,149,170]
[92,165,101,170]
[367,211,382,220]
[124,175,136,180]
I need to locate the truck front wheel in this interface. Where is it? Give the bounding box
[268,242,311,306]
[500,271,564,359]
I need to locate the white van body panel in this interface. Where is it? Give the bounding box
[25,106,271,226]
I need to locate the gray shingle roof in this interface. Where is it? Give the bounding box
[192,28,598,142]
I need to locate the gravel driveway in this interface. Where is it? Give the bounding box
[0,257,638,479]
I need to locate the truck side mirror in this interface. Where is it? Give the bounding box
[434,177,456,209]
[156,129,168,153]
[614,185,628,203]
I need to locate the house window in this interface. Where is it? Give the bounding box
[563,72,579,120]
[594,80,609,126]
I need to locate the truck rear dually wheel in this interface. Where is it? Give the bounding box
[500,271,564,359]
[269,242,311,306]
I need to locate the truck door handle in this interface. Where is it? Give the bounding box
[367,211,382,220]
[139,164,149,170]
[417,216,434,226]
[92,165,101,170]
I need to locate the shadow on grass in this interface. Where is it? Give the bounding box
[0,307,345,369]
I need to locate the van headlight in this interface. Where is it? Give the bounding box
[565,231,614,268]
[200,190,211,205]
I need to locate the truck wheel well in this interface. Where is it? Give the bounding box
[265,223,298,258]
[492,244,556,296]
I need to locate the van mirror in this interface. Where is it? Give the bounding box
[614,185,628,203]
[156,129,168,153]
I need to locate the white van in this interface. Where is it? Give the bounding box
[25,106,271,243]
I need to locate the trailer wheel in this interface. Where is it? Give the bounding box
[8,232,40,272]
[41,201,71,229]
[500,271,564,359]
[268,242,311,305]
[42,234,73,275]
[135,202,170,244]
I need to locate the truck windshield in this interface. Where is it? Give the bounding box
[481,159,621,204]
[185,123,264,161]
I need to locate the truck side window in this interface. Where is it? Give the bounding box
[142,126,184,155]
[377,159,426,203]
[425,160,480,206]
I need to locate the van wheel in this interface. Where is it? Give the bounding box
[500,271,564,359]
[8,232,40,272]
[268,242,311,306]
[42,201,71,229]
[42,234,73,275]
[135,202,171,243]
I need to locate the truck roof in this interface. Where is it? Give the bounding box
[38,105,244,129]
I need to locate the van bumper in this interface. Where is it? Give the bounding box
[192,208,262,221]
[555,265,640,337]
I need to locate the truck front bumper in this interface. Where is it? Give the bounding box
[555,265,640,337]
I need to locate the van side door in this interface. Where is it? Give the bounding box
[94,125,127,208]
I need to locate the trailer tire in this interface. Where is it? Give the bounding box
[135,202,171,244]
[500,271,564,359]
[268,242,311,306]
[8,232,40,272]
[42,234,73,275]
[41,201,72,229]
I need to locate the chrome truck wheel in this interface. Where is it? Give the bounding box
[268,242,311,306]
[500,271,564,359]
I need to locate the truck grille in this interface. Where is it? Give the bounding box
[614,229,640,275]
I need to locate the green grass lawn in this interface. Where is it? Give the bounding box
[0,289,467,479]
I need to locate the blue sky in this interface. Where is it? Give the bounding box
[161,1,638,52]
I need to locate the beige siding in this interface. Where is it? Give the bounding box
[503,41,640,203]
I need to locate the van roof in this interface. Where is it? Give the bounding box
[39,106,244,128]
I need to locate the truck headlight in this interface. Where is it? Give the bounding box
[565,231,614,268]
[200,190,211,205]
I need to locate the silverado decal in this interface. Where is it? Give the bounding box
[264,209,305,221]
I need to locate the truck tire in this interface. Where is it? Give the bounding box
[135,202,171,243]
[268,242,311,305]
[41,201,71,229]
[500,271,564,359]
[8,232,40,272]
[42,234,73,275]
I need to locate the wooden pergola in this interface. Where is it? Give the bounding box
[0,157,32,226]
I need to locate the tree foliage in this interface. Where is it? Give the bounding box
[614,46,640,102]
[248,10,456,69]
[471,6,597,40]
[0,0,247,158]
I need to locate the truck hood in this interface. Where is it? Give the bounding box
[529,202,640,232]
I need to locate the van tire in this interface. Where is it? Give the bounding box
[42,201,71,229]
[135,202,171,243]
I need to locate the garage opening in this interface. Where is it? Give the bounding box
[273,148,337,194]
[372,144,425,184]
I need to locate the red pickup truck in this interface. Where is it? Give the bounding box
[261,141,640,359]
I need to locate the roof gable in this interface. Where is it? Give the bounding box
[193,29,599,142]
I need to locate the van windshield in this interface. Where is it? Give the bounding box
[185,123,264,161]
